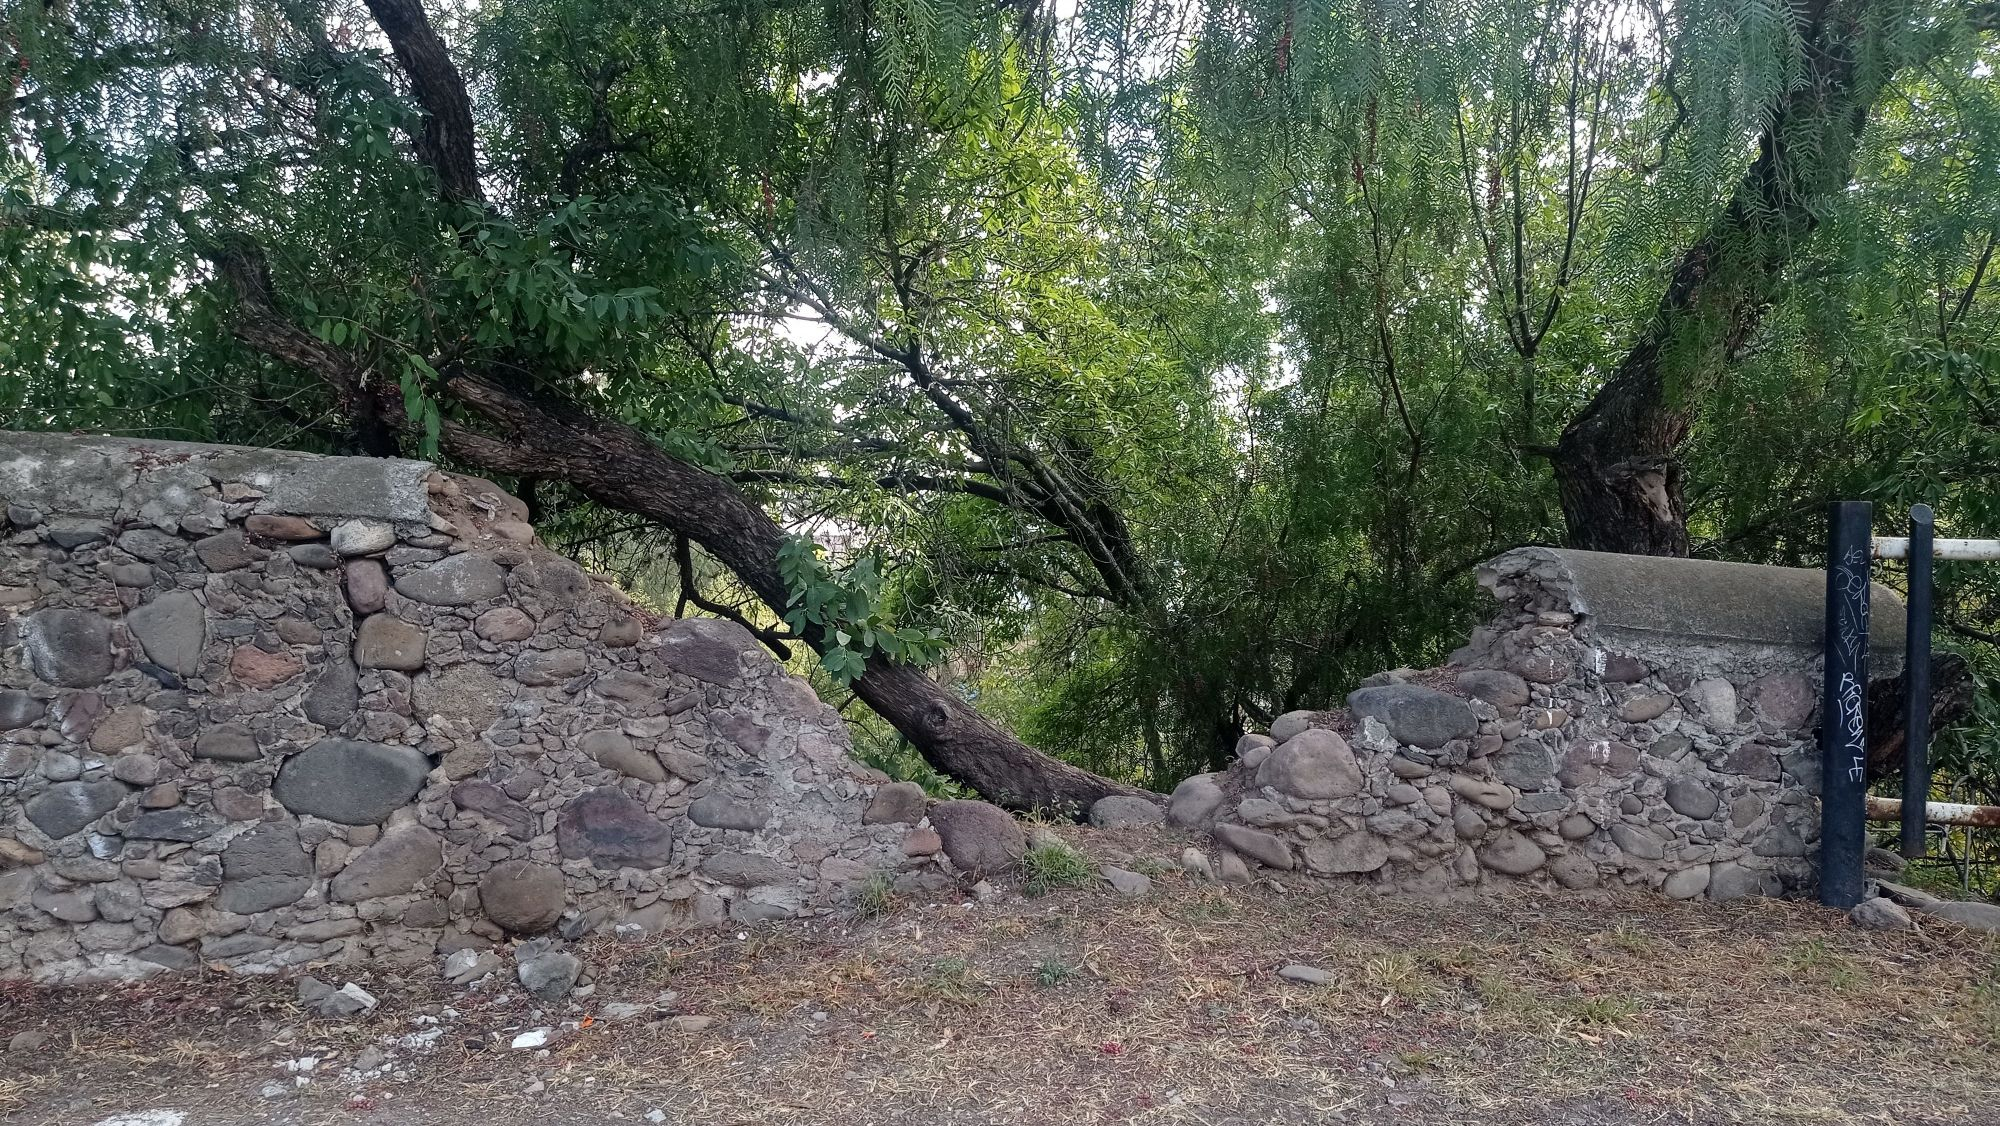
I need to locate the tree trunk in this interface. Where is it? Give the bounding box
[1553,0,1896,555]
[438,372,1146,814]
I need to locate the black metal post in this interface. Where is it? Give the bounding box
[1901,504,1934,858]
[1820,501,1872,909]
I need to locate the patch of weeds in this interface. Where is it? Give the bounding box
[1606,923,1653,954]
[1781,937,1861,988]
[914,957,984,1007]
[1171,890,1238,924]
[1362,952,1437,1003]
[853,872,896,920]
[1396,1050,1439,1072]
[1022,841,1094,897]
[1565,994,1641,1026]
[1035,959,1077,988]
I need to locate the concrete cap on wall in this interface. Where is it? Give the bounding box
[1482,546,1907,662]
[0,431,434,525]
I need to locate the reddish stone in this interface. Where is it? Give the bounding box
[230,645,303,688]
[244,514,324,541]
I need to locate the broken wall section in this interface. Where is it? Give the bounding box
[0,432,938,984]
[1175,547,1906,902]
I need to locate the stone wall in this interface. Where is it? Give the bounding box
[1177,547,1906,902]
[0,432,937,984]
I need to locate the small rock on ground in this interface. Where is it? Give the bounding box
[1277,964,1330,985]
[1100,865,1152,897]
[1849,896,1915,931]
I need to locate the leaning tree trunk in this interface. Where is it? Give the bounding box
[439,373,1143,813]
[1553,0,1900,556]
[198,0,1150,815]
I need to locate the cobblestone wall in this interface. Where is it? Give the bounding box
[1177,547,1905,902]
[0,433,929,984]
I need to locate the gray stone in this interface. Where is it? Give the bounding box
[1347,684,1478,749]
[194,723,261,762]
[474,607,536,642]
[1235,733,1276,760]
[287,543,339,569]
[0,689,46,730]
[273,739,432,824]
[517,952,583,1001]
[394,553,507,606]
[412,663,506,733]
[354,614,427,671]
[863,782,927,825]
[479,860,566,934]
[1610,823,1666,861]
[1277,964,1330,985]
[1724,743,1782,782]
[1100,865,1152,896]
[116,528,185,561]
[1267,710,1316,743]
[193,528,267,571]
[1491,744,1557,790]
[135,944,197,970]
[34,888,97,923]
[702,851,795,887]
[45,517,109,548]
[1752,819,1808,858]
[1167,774,1226,827]
[1665,778,1721,820]
[1746,672,1815,728]
[24,780,128,838]
[1913,898,2000,932]
[1615,693,1674,723]
[1302,832,1389,874]
[1447,773,1515,811]
[344,559,389,614]
[1088,795,1165,830]
[111,562,154,587]
[659,617,757,686]
[450,780,536,838]
[1256,728,1362,799]
[303,656,360,729]
[1549,854,1598,889]
[1684,678,1738,728]
[558,788,678,869]
[688,793,770,831]
[21,608,113,687]
[1212,823,1294,870]
[1849,896,1915,931]
[126,591,206,676]
[220,823,313,913]
[1662,864,1711,899]
[126,809,222,841]
[1456,669,1529,707]
[331,826,442,901]
[443,948,505,985]
[584,729,666,782]
[330,519,395,556]
[1558,813,1596,840]
[1475,830,1546,875]
[515,648,588,686]
[653,745,714,782]
[926,800,1025,877]
[1707,861,1781,901]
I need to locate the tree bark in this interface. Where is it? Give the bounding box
[1553,0,1895,555]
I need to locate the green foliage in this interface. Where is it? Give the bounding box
[1021,840,1094,897]
[777,536,948,684]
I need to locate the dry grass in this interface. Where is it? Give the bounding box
[4,829,2000,1125]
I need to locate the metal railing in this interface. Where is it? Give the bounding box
[1819,502,2000,908]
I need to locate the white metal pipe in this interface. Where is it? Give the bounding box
[1872,537,2000,561]
[1866,794,2000,828]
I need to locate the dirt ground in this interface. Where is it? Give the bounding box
[5,825,1999,1126]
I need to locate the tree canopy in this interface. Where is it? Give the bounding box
[6,0,2000,808]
